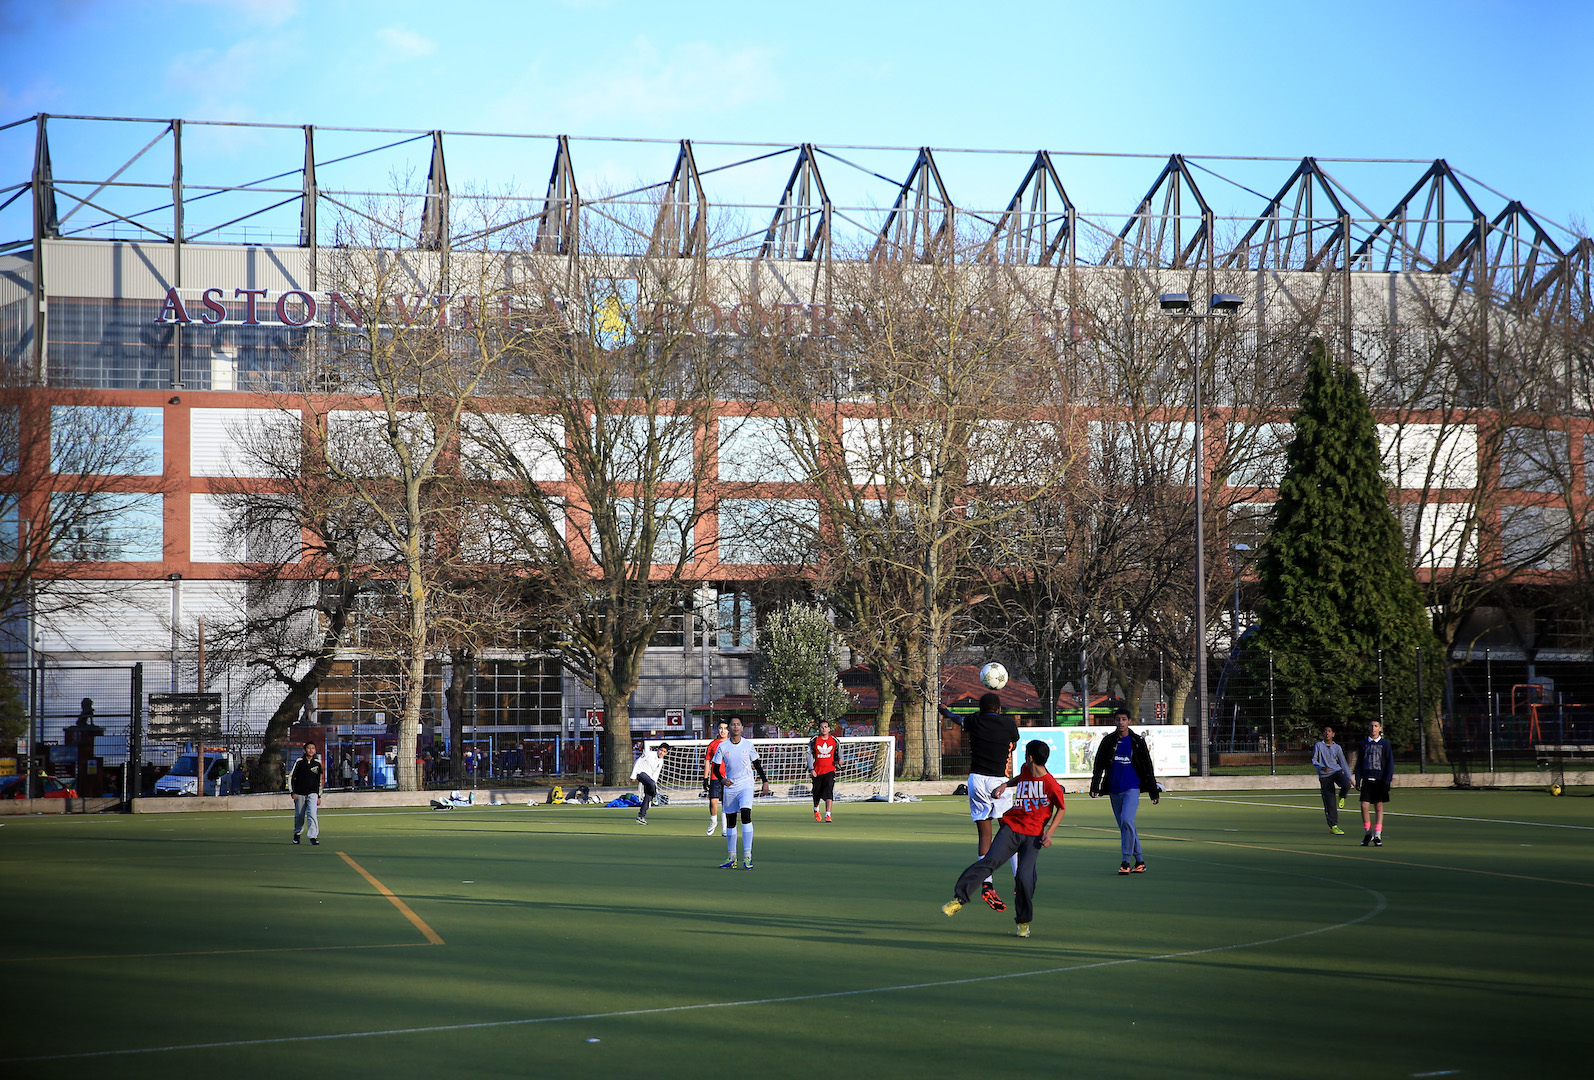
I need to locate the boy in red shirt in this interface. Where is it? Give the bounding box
[703,720,729,836]
[809,719,840,822]
[942,739,1065,938]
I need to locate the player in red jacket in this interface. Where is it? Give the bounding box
[941,739,1065,938]
[809,719,841,822]
[703,720,729,836]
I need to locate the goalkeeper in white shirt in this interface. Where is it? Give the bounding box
[630,742,669,825]
[711,718,772,868]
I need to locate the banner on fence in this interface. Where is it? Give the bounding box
[1021,725,1191,780]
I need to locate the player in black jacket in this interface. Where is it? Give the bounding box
[1089,708,1159,874]
[288,741,324,847]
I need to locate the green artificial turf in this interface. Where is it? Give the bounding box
[1,788,1589,1078]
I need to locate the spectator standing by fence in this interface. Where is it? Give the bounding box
[1355,720,1394,847]
[1312,725,1353,835]
[289,742,323,846]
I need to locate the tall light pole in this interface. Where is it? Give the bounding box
[1159,292,1243,777]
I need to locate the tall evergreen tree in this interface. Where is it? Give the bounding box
[752,603,852,734]
[1249,340,1440,743]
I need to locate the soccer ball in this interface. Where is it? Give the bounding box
[980,662,1009,690]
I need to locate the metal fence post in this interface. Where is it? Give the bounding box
[1416,647,1426,774]
[1267,650,1275,776]
[129,663,143,805]
[1486,648,1494,774]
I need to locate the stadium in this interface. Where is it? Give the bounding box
[1,112,1592,793]
[0,113,1589,1078]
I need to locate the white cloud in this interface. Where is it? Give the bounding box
[377,25,437,59]
[176,0,301,30]
[164,31,301,117]
[485,36,781,133]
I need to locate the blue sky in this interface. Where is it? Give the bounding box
[3,0,1591,243]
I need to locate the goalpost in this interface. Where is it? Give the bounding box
[651,737,895,804]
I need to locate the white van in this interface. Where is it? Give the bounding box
[153,750,235,796]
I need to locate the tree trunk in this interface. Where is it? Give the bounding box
[1424,709,1450,765]
[919,692,942,780]
[250,581,355,793]
[899,683,925,780]
[446,648,473,786]
[253,679,313,793]
[396,575,427,791]
[876,679,897,745]
[1169,671,1194,733]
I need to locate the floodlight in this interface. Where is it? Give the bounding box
[1209,293,1244,315]
[1159,293,1191,312]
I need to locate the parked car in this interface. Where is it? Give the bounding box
[153,750,235,796]
[0,776,80,799]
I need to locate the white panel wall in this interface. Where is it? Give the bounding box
[190,494,232,562]
[720,416,801,482]
[460,413,564,481]
[34,581,174,653]
[191,408,301,477]
[1379,423,1478,490]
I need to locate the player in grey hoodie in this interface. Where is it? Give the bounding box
[1311,725,1353,835]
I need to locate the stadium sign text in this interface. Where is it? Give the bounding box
[151,286,1083,342]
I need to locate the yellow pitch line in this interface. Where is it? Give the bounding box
[0,942,431,964]
[338,851,445,945]
[1070,825,1594,890]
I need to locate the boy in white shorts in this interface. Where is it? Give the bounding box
[940,692,1020,910]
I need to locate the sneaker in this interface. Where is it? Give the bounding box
[1016,922,1031,938]
[1330,825,1345,835]
[1361,832,1372,846]
[1131,862,1146,873]
[1118,861,1132,875]
[742,860,754,870]
[1373,835,1383,847]
[823,813,832,823]
[310,838,319,846]
[981,883,1007,912]
[1337,796,1346,810]
[292,834,300,845]
[942,899,963,917]
[719,858,737,869]
[815,809,822,822]
[706,820,718,835]
[636,815,648,825]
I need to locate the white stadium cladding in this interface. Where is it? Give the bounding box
[1,112,1590,765]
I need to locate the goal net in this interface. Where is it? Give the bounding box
[649,737,895,804]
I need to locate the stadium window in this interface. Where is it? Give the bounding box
[1225,423,1291,489]
[50,405,163,475]
[718,589,756,650]
[1227,503,1272,554]
[0,406,17,474]
[1501,504,1572,571]
[718,499,819,565]
[718,416,801,483]
[1500,428,1569,493]
[49,492,164,561]
[600,414,695,481]
[593,498,693,563]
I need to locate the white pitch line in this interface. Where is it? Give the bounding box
[1165,795,1594,830]
[0,868,1386,1064]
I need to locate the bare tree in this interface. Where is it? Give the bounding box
[283,192,526,789]
[751,248,1074,779]
[463,223,746,786]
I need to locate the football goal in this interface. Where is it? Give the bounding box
[650,737,895,804]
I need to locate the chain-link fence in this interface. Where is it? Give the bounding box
[1213,645,1594,779]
